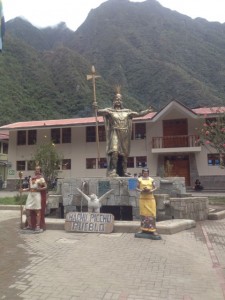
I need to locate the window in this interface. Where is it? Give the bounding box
[17,131,26,145]
[16,130,36,146]
[135,123,146,139]
[2,143,8,154]
[62,159,71,170]
[86,158,96,169]
[27,160,35,171]
[51,128,60,144]
[16,161,26,171]
[28,130,37,145]
[205,117,217,125]
[86,127,96,142]
[127,157,134,168]
[131,125,134,140]
[99,158,107,169]
[86,126,106,142]
[207,153,221,166]
[62,128,71,143]
[136,156,147,168]
[98,126,106,142]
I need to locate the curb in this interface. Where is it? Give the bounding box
[0,205,21,210]
[208,210,225,220]
[1,205,225,234]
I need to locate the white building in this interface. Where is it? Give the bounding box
[1,100,224,190]
[0,131,9,188]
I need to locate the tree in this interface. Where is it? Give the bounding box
[32,140,62,189]
[198,111,225,166]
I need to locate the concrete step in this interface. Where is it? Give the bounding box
[186,188,225,193]
[1,205,224,234]
[21,217,196,235]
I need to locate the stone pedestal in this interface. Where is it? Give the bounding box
[134,232,162,240]
[59,177,208,221]
[154,194,170,221]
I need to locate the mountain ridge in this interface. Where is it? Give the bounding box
[0,0,225,125]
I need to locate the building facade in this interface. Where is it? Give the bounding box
[0,131,9,188]
[1,100,225,190]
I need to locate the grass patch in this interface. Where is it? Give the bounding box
[0,195,27,205]
[208,196,225,205]
[1,195,225,206]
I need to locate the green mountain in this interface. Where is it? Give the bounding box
[1,0,225,125]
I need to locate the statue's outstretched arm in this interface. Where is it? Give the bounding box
[98,189,114,203]
[76,188,90,202]
[130,107,153,118]
[97,108,110,116]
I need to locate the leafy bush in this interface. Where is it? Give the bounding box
[0,195,26,205]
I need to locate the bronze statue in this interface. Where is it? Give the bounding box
[97,90,152,177]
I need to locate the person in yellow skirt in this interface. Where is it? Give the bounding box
[136,168,161,239]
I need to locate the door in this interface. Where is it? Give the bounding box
[164,155,190,186]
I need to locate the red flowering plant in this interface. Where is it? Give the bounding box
[197,109,225,168]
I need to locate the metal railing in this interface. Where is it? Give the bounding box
[152,135,199,149]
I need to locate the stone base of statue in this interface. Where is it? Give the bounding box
[134,231,162,240]
[58,176,208,222]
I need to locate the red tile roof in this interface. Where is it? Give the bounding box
[0,117,103,130]
[192,107,225,114]
[0,105,224,131]
[0,131,9,140]
[0,112,156,130]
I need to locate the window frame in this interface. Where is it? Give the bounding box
[62,128,71,143]
[51,128,61,144]
[62,159,71,170]
[99,157,107,169]
[136,156,147,168]
[86,127,96,142]
[98,126,106,142]
[17,130,26,146]
[28,130,37,145]
[2,143,8,154]
[207,153,221,166]
[16,160,26,171]
[27,160,36,171]
[127,157,134,168]
[135,123,146,139]
[86,158,97,169]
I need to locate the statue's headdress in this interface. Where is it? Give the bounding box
[113,85,123,107]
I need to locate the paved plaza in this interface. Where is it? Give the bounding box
[1,209,225,300]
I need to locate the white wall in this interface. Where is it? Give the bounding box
[6,103,225,183]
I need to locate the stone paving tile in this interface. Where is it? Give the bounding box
[1,211,225,299]
[0,213,30,300]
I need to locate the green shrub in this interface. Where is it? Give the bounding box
[14,194,27,205]
[0,195,27,205]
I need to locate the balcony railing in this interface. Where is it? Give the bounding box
[152,135,199,149]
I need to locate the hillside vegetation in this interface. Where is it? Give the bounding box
[1,0,225,125]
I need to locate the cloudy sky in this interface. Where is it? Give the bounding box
[3,0,225,31]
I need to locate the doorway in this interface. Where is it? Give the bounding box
[164,155,190,186]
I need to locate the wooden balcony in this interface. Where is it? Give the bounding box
[152,135,201,153]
